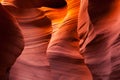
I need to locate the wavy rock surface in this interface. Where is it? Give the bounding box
[1,0,92,80]
[1,0,54,80]
[78,0,120,80]
[0,0,120,80]
[0,3,24,80]
[46,0,92,80]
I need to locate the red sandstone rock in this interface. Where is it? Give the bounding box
[78,0,120,79]
[0,0,120,80]
[0,3,24,80]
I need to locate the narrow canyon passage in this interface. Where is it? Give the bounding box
[0,0,120,80]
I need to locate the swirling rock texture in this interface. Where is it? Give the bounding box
[46,0,92,80]
[78,0,120,80]
[1,0,53,80]
[0,3,24,80]
[0,0,120,80]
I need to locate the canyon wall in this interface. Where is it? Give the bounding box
[0,0,120,80]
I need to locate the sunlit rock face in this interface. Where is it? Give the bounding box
[46,0,92,80]
[0,0,120,80]
[1,0,92,80]
[0,3,24,80]
[78,0,120,79]
[1,0,64,80]
[1,0,92,79]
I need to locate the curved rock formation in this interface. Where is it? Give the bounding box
[0,3,24,80]
[1,0,92,80]
[1,0,68,80]
[78,0,120,79]
[0,0,120,80]
[2,1,52,80]
[47,0,92,80]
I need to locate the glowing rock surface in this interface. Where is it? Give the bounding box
[0,0,120,80]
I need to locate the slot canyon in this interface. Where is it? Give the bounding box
[0,0,120,80]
